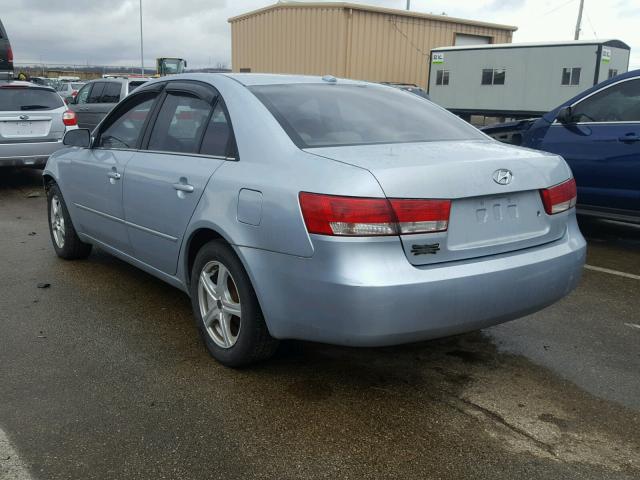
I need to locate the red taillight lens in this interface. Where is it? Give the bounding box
[299,193,451,236]
[62,110,77,126]
[7,46,13,63]
[299,192,396,236]
[389,199,451,233]
[540,178,577,215]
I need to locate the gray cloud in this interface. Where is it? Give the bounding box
[4,0,236,68]
[485,0,527,11]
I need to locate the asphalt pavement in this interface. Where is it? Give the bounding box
[1,168,639,480]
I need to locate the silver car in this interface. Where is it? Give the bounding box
[43,74,586,366]
[0,81,77,167]
[56,81,85,102]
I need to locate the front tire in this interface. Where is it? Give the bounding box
[190,240,278,367]
[47,183,92,260]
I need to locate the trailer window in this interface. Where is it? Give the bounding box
[436,70,449,86]
[561,67,581,86]
[481,68,505,85]
[251,83,484,148]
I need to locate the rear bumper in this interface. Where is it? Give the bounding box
[238,214,587,347]
[0,139,65,167]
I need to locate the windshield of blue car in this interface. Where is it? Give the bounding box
[0,88,64,111]
[250,83,483,148]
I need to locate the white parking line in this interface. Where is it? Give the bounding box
[624,323,640,330]
[584,264,640,281]
[0,427,32,480]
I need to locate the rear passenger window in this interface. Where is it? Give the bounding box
[147,93,212,154]
[200,102,234,157]
[100,83,121,103]
[87,82,105,103]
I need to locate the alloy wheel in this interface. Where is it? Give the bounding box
[50,195,65,249]
[198,260,242,348]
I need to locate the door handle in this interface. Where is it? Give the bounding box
[173,182,194,193]
[618,134,640,143]
[79,107,89,111]
[107,171,121,180]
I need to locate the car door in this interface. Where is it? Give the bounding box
[122,81,233,275]
[72,83,92,128]
[61,89,161,254]
[538,77,640,213]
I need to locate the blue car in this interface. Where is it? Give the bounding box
[483,69,640,224]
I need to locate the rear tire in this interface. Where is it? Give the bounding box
[47,183,92,260]
[190,240,278,367]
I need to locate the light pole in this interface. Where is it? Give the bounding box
[574,0,584,40]
[406,0,410,10]
[139,0,144,75]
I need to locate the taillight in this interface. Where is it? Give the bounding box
[299,193,396,236]
[298,192,451,236]
[389,199,451,233]
[62,110,77,127]
[7,46,13,63]
[540,178,577,215]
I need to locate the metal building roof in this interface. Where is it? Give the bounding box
[228,2,518,32]
[432,39,630,52]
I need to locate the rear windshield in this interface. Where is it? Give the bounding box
[0,88,64,111]
[250,83,483,148]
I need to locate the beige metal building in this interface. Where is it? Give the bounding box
[229,2,517,88]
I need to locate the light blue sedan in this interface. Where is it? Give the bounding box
[44,74,586,366]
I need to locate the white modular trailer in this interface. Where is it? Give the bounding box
[428,40,630,117]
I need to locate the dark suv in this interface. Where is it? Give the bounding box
[0,18,13,80]
[69,77,148,131]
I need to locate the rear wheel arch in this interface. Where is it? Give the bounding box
[43,173,56,191]
[185,227,230,287]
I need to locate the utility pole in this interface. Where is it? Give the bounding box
[574,0,584,40]
[139,0,144,75]
[406,0,410,11]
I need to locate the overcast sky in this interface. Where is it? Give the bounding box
[4,0,639,69]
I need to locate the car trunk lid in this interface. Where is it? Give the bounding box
[306,140,573,265]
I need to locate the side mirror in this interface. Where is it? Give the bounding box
[556,106,574,124]
[63,128,91,147]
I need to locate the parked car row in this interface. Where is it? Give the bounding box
[482,69,640,224]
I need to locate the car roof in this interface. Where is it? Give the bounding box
[0,80,55,91]
[221,73,366,86]
[87,77,127,84]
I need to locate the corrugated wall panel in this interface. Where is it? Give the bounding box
[231,6,514,87]
[231,7,347,76]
